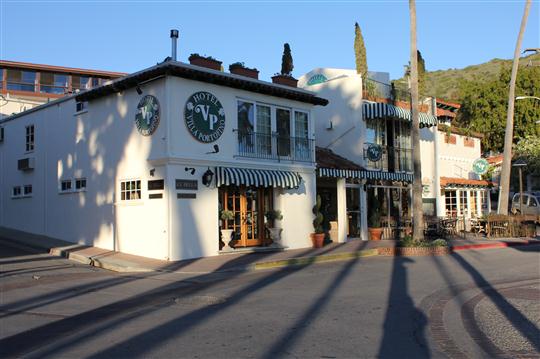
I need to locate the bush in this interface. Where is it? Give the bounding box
[431,239,448,247]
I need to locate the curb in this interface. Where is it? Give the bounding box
[251,248,379,270]
[451,240,539,251]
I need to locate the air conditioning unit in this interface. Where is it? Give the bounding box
[18,157,35,171]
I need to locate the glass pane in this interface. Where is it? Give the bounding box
[238,101,255,154]
[276,108,291,157]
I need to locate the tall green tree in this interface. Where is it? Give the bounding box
[514,135,540,175]
[354,22,368,77]
[404,50,426,95]
[280,43,294,76]
[457,65,540,153]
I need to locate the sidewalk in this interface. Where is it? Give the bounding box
[1,226,539,274]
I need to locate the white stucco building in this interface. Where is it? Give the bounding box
[0,58,328,261]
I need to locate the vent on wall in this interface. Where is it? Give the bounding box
[18,157,35,171]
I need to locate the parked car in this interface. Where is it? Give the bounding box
[511,192,540,216]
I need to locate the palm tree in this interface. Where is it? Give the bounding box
[409,0,424,240]
[498,0,532,215]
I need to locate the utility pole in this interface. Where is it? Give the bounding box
[498,0,532,215]
[409,0,424,240]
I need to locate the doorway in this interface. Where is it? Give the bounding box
[220,186,272,247]
[346,185,362,237]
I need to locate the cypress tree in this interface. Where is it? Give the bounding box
[281,43,294,76]
[354,22,368,76]
[417,50,427,95]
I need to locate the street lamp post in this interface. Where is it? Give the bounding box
[512,159,527,214]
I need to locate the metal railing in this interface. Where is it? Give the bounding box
[363,143,412,173]
[234,130,314,162]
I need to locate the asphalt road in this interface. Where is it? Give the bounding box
[1,239,539,358]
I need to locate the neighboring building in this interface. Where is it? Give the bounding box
[0,60,126,119]
[420,100,492,220]
[300,68,438,242]
[0,56,328,261]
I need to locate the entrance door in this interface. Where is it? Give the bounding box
[221,186,271,247]
[346,186,361,237]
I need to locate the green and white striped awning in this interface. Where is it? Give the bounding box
[362,102,437,127]
[318,167,413,183]
[216,167,302,189]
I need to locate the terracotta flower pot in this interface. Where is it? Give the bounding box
[368,227,384,241]
[310,233,325,248]
[271,74,298,88]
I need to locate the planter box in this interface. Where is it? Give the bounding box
[271,74,298,88]
[229,66,259,80]
[189,55,222,71]
[378,246,451,256]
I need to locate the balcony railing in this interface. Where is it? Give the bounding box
[363,142,412,173]
[234,130,314,162]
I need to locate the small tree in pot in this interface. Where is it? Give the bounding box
[220,210,235,250]
[311,195,325,248]
[265,209,283,247]
[368,194,383,240]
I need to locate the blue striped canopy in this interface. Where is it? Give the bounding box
[318,167,413,183]
[216,167,302,189]
[362,102,437,127]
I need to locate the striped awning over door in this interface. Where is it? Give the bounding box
[362,102,438,127]
[318,167,413,183]
[216,167,302,189]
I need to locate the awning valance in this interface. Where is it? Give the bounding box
[318,168,413,183]
[362,102,437,127]
[216,167,302,189]
[440,177,493,189]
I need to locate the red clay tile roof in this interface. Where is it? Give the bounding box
[440,177,493,188]
[436,107,457,118]
[487,154,504,165]
[316,147,363,170]
[436,98,461,110]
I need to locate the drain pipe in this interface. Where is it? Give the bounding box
[170,29,179,61]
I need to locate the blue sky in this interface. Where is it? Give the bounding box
[1,1,538,80]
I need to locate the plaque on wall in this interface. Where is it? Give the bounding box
[177,193,196,199]
[148,179,165,191]
[149,193,163,199]
[176,179,198,190]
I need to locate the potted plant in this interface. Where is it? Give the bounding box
[220,209,235,250]
[271,43,298,88]
[229,62,259,79]
[188,53,222,71]
[311,195,325,248]
[368,195,383,240]
[265,209,283,247]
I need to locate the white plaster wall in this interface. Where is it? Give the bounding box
[0,96,46,120]
[420,127,436,198]
[437,131,482,179]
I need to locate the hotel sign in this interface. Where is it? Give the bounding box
[184,92,225,143]
[135,95,160,136]
[472,158,489,175]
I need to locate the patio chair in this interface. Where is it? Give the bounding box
[487,214,510,238]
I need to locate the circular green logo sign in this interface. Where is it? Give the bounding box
[135,95,160,136]
[472,158,489,175]
[184,92,226,143]
[367,144,383,162]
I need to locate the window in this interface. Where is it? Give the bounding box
[530,197,538,207]
[12,186,21,197]
[276,108,291,157]
[6,69,36,92]
[25,125,35,152]
[464,137,475,147]
[61,180,72,192]
[366,118,387,146]
[75,101,86,112]
[120,180,141,200]
[256,105,271,156]
[445,190,457,217]
[459,191,468,217]
[480,191,489,213]
[470,191,478,216]
[444,134,457,144]
[72,75,90,91]
[0,126,4,142]
[40,72,68,94]
[237,101,255,154]
[75,178,87,191]
[24,185,32,196]
[294,111,310,160]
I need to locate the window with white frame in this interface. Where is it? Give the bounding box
[459,190,468,217]
[120,180,141,201]
[60,179,72,192]
[25,125,34,152]
[445,190,457,217]
[75,178,87,191]
[12,186,21,197]
[24,185,32,196]
[236,100,311,161]
[470,190,478,217]
[480,191,489,213]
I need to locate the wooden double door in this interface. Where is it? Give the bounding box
[220,186,273,247]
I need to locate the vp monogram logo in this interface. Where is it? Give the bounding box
[195,104,219,131]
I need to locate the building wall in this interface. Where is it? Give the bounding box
[437,130,482,179]
[0,73,318,261]
[0,95,46,119]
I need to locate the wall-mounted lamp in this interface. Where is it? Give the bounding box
[185,167,196,175]
[206,144,219,154]
[202,168,214,187]
[136,86,143,95]
[149,168,155,177]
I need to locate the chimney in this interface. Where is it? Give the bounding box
[170,29,179,61]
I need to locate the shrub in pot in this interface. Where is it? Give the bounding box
[368,195,383,240]
[311,195,325,248]
[220,210,235,250]
[265,210,283,247]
